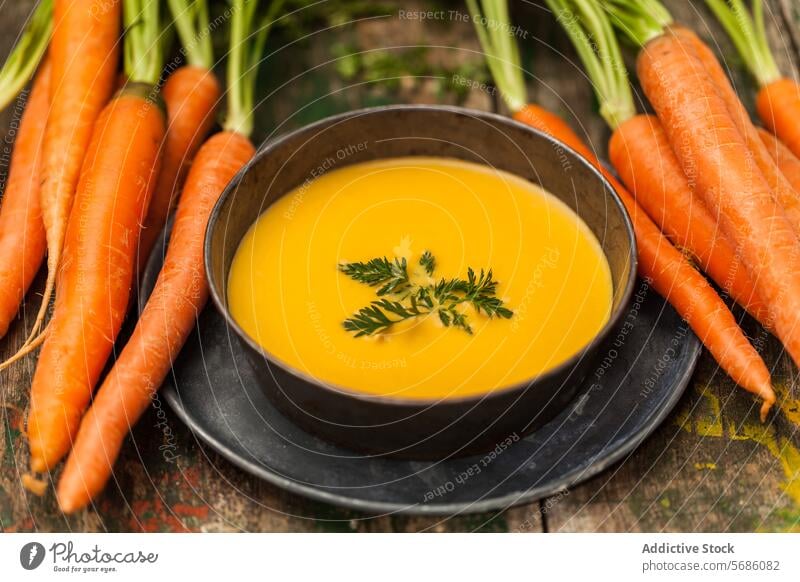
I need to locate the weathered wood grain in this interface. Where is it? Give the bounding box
[1,0,799,533]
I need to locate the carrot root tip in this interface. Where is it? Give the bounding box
[0,326,47,371]
[57,493,82,515]
[21,473,47,496]
[759,397,775,423]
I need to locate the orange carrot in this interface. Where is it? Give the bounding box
[136,67,220,274]
[546,0,775,415]
[469,0,774,416]
[24,0,167,475]
[671,26,800,236]
[0,60,51,339]
[758,79,800,160]
[704,0,800,166]
[516,105,774,418]
[543,5,770,324]
[136,0,220,273]
[759,126,800,195]
[57,131,254,512]
[26,86,165,473]
[638,29,800,376]
[55,0,277,510]
[609,114,770,326]
[24,0,122,346]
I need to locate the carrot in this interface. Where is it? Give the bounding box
[758,79,800,161]
[471,0,775,418]
[548,0,773,408]
[137,0,221,274]
[517,104,773,418]
[670,25,800,236]
[0,60,51,339]
[22,0,122,348]
[636,26,800,380]
[57,132,254,512]
[136,67,220,274]
[705,0,800,161]
[759,127,800,195]
[56,0,281,512]
[25,0,166,474]
[547,0,769,323]
[26,88,165,473]
[609,116,770,326]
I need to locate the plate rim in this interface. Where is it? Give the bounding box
[161,323,701,516]
[148,189,701,517]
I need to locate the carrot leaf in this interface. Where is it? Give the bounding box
[704,0,781,87]
[225,0,284,137]
[600,0,672,47]
[123,0,164,86]
[465,0,527,113]
[547,0,635,129]
[167,0,213,70]
[0,0,52,112]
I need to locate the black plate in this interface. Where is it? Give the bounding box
[143,230,701,516]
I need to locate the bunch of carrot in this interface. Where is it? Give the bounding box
[468,0,800,420]
[0,0,278,511]
[608,0,800,411]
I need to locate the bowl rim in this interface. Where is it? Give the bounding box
[204,104,638,407]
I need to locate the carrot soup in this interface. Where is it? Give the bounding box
[228,157,612,399]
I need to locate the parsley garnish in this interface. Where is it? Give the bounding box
[339,251,513,337]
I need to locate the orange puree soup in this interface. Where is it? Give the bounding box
[227,157,612,399]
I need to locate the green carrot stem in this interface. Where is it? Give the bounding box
[224,0,284,137]
[465,0,527,113]
[123,0,164,86]
[0,0,53,111]
[167,0,213,70]
[705,0,780,86]
[600,0,672,46]
[547,0,635,129]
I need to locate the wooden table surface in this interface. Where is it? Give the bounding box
[1,0,799,533]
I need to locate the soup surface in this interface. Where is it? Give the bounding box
[228,157,612,399]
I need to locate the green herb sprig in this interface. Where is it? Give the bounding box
[338,256,411,296]
[340,251,513,337]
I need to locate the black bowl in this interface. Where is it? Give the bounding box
[205,105,637,459]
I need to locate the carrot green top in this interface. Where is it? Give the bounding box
[224,0,284,137]
[600,0,673,46]
[167,0,214,70]
[465,0,528,113]
[0,0,52,111]
[123,0,164,86]
[704,0,781,87]
[546,0,635,130]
